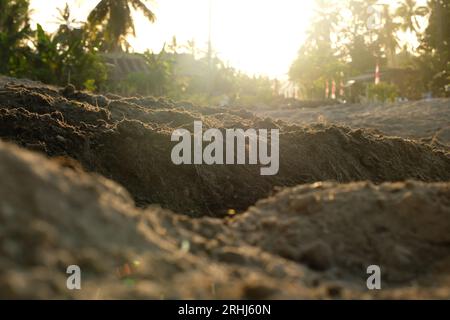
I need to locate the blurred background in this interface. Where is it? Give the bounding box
[1,0,449,105]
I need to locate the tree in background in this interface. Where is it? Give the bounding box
[376,4,401,66]
[290,0,449,100]
[87,0,156,52]
[24,4,107,90]
[418,0,449,96]
[113,47,177,96]
[344,0,381,73]
[1,0,446,101]
[0,0,32,76]
[396,0,429,34]
[109,38,278,107]
[289,0,346,99]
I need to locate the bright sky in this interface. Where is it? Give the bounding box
[29,0,426,79]
[29,0,314,79]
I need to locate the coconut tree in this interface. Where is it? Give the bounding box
[376,5,401,66]
[87,0,156,52]
[395,0,429,34]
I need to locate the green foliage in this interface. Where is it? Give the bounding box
[143,50,180,96]
[234,74,276,105]
[83,79,97,92]
[3,0,447,102]
[290,47,346,99]
[289,0,351,99]
[0,2,107,90]
[104,48,179,96]
[30,24,61,84]
[290,0,450,99]
[368,82,399,102]
[87,0,156,52]
[26,23,107,90]
[418,0,450,96]
[0,0,32,76]
[110,44,277,106]
[396,0,429,33]
[0,1,274,104]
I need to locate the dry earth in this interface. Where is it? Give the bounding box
[0,76,449,299]
[255,99,450,149]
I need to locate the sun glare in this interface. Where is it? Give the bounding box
[126,0,317,78]
[30,0,315,78]
[30,0,425,79]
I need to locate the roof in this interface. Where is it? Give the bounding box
[101,53,150,79]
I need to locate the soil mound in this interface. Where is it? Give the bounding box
[0,81,449,217]
[257,98,450,149]
[1,77,450,299]
[0,141,449,299]
[0,140,291,299]
[230,181,450,285]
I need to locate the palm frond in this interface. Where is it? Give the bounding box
[87,0,110,26]
[130,0,156,22]
[415,6,429,16]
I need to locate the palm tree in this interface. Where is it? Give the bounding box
[87,0,156,52]
[395,0,429,34]
[377,5,401,66]
[302,0,341,56]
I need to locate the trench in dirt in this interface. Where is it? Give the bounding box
[0,83,449,218]
[1,80,450,299]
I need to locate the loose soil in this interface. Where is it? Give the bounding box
[0,76,449,299]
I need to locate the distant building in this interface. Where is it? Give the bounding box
[101,53,150,81]
[346,67,421,101]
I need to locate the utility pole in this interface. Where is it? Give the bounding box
[207,0,213,102]
[208,0,212,62]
